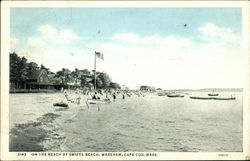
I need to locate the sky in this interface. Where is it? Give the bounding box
[10,7,244,89]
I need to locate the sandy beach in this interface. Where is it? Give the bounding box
[9,91,243,152]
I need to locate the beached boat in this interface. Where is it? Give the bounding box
[53,102,69,107]
[53,102,69,111]
[166,93,184,98]
[87,99,112,104]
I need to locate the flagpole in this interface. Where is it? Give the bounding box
[94,51,97,90]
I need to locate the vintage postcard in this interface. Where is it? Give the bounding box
[1,0,250,160]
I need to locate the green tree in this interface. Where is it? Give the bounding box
[55,68,72,85]
[95,72,111,89]
[109,82,121,90]
[10,52,21,88]
[71,68,93,88]
[27,62,39,76]
[71,68,80,86]
[95,76,103,88]
[17,57,28,88]
[10,53,29,88]
[71,68,79,78]
[79,69,92,88]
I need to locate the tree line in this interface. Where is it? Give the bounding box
[9,52,121,90]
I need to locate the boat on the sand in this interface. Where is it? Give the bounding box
[166,93,184,98]
[87,99,112,104]
[53,102,69,108]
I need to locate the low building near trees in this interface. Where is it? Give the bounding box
[26,69,55,89]
[10,69,64,92]
[10,69,89,92]
[140,85,156,92]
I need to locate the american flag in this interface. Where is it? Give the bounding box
[95,51,104,60]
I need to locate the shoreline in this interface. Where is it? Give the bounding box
[9,91,243,152]
[9,91,89,151]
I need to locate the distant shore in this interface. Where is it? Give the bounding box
[166,88,243,92]
[9,88,243,94]
[10,89,59,93]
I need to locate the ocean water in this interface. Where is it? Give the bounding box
[9,92,243,152]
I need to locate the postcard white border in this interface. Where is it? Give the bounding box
[1,1,250,160]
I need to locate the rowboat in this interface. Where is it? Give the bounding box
[190,96,236,100]
[166,93,184,98]
[87,99,112,104]
[213,97,236,100]
[208,89,219,96]
[53,102,69,107]
[208,93,219,96]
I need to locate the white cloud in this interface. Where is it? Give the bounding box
[12,23,244,89]
[199,22,240,46]
[99,24,243,89]
[38,24,79,44]
[12,25,87,72]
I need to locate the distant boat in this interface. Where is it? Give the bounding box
[166,93,184,98]
[190,96,236,100]
[213,97,236,100]
[208,93,219,96]
[208,89,219,96]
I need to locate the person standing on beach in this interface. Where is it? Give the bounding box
[113,92,116,101]
[92,92,97,99]
[122,93,125,99]
[105,91,110,101]
[76,97,80,104]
